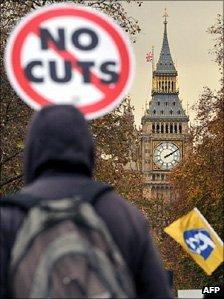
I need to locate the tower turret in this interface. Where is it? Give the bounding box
[152,9,178,95]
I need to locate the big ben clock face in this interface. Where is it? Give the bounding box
[153,142,181,170]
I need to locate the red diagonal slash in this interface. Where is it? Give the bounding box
[48,40,114,96]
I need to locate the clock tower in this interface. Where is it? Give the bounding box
[141,12,189,201]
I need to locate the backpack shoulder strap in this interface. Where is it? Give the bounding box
[0,182,113,209]
[0,193,41,211]
[77,182,114,206]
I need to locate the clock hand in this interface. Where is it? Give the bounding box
[164,149,178,158]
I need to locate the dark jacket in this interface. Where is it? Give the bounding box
[0,105,173,299]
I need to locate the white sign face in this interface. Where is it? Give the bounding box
[5,3,134,119]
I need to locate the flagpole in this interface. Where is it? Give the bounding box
[146,48,155,93]
[152,46,155,93]
[152,45,155,72]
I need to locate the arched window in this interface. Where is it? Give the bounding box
[153,109,156,114]
[152,123,155,133]
[170,110,173,115]
[179,124,182,133]
[161,124,164,133]
[168,81,170,91]
[158,102,160,106]
[165,102,168,106]
[174,124,177,133]
[161,110,164,115]
[165,124,169,133]
[156,123,160,133]
[170,124,173,133]
[172,81,174,91]
[173,102,176,106]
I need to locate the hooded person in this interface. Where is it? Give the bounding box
[0,105,173,299]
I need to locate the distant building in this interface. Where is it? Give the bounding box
[140,13,189,201]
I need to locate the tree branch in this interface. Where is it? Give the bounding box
[0,174,23,189]
[0,149,23,166]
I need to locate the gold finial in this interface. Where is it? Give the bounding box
[163,7,168,24]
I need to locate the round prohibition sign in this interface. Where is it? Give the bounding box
[5,4,134,119]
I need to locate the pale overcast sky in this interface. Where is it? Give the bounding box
[122,0,223,127]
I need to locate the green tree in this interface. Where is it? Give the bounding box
[0,0,143,201]
[168,14,224,290]
[92,97,143,200]
[134,14,224,293]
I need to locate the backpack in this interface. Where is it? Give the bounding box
[0,183,136,299]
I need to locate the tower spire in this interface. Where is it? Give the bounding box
[154,10,177,75]
[142,9,189,127]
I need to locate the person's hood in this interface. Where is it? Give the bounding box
[24,105,95,184]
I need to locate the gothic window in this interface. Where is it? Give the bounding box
[172,81,174,91]
[165,102,168,106]
[158,102,160,106]
[161,174,164,181]
[174,124,177,133]
[168,81,170,91]
[177,110,181,114]
[165,124,169,133]
[161,110,164,115]
[170,110,173,115]
[170,124,173,133]
[152,123,155,133]
[156,124,160,133]
[161,124,164,133]
[179,124,182,133]
[173,102,176,106]
[153,109,156,114]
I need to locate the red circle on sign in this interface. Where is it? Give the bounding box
[6,4,134,119]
